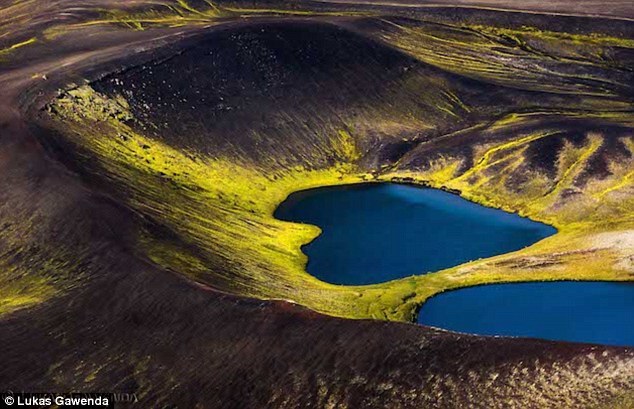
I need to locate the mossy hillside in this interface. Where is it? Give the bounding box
[362,17,634,231]
[373,107,634,312]
[0,263,55,315]
[44,80,634,322]
[38,0,368,41]
[2,2,634,407]
[47,85,426,320]
[375,17,634,98]
[80,2,226,31]
[383,114,634,230]
[35,13,634,322]
[0,152,121,316]
[87,20,486,167]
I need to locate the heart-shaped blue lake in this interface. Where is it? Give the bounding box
[275,183,556,285]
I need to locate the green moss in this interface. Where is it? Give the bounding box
[0,37,37,59]
[0,274,54,315]
[0,253,83,316]
[42,84,634,322]
[377,19,634,97]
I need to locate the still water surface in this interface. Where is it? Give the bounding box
[417,281,634,347]
[275,183,556,285]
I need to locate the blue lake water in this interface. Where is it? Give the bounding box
[274,183,556,285]
[417,282,634,347]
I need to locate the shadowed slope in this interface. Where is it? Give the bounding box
[38,16,634,320]
[1,0,634,407]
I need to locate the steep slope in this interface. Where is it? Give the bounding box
[1,0,633,407]
[37,14,634,320]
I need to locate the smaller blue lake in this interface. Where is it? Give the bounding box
[274,183,556,285]
[417,282,634,347]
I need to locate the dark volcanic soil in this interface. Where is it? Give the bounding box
[313,0,634,20]
[1,1,633,408]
